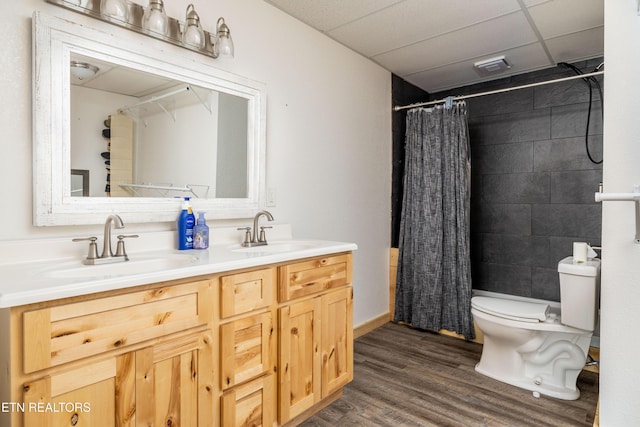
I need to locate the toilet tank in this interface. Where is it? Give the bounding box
[557,256,601,331]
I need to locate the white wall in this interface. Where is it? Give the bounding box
[600,1,640,424]
[0,0,391,327]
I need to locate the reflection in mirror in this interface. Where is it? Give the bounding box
[69,53,249,199]
[33,12,266,225]
[70,169,89,197]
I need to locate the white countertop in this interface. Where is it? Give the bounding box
[0,225,357,308]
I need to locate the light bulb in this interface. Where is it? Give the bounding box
[143,0,169,36]
[101,0,129,22]
[214,18,234,58]
[182,4,205,49]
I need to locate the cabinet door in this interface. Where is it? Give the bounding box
[23,355,124,426]
[321,286,354,397]
[220,311,275,390]
[220,373,275,427]
[23,330,213,427]
[278,297,321,423]
[136,331,214,427]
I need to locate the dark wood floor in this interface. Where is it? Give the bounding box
[300,322,599,427]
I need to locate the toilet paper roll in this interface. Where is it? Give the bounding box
[573,242,588,263]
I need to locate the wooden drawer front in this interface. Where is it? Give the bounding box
[220,311,275,390]
[279,253,352,301]
[23,279,213,373]
[220,268,275,318]
[221,373,275,427]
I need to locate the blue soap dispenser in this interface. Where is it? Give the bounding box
[193,211,209,249]
[177,197,195,250]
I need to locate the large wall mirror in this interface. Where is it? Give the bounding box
[33,12,266,226]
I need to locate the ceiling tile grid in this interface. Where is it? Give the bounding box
[264,0,603,92]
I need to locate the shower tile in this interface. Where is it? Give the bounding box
[550,169,603,204]
[467,88,533,117]
[473,203,531,235]
[470,108,550,145]
[481,172,549,204]
[481,234,550,267]
[551,103,603,139]
[472,142,533,174]
[474,262,532,297]
[534,78,601,108]
[532,267,560,302]
[533,136,603,172]
[532,204,602,237]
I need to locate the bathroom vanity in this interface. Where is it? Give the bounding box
[0,231,356,426]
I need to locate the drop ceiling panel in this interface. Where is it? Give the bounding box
[265,0,403,31]
[262,0,604,93]
[405,43,551,93]
[374,12,538,76]
[327,0,521,57]
[527,0,604,39]
[544,27,605,64]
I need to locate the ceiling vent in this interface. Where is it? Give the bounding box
[473,56,511,76]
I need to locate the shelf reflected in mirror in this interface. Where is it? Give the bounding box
[70,52,248,199]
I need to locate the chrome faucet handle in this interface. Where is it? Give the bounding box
[258,226,272,243]
[72,236,99,260]
[115,234,138,259]
[237,227,252,245]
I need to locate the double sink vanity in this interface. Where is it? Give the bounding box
[0,223,356,426]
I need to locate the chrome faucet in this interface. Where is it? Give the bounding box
[73,214,138,265]
[238,210,274,247]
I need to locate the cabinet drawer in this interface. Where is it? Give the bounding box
[220,268,275,318]
[22,279,213,373]
[220,311,275,390]
[221,373,275,427]
[279,253,352,301]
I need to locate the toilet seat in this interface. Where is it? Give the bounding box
[471,296,549,323]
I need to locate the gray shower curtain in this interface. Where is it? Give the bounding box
[394,102,475,340]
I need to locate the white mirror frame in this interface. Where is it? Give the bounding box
[33,12,267,226]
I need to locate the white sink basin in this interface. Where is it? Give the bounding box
[231,240,318,254]
[42,254,199,279]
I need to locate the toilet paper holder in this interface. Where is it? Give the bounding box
[595,184,640,244]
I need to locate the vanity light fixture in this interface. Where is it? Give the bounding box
[143,0,169,36]
[70,61,99,80]
[46,0,235,60]
[182,4,205,49]
[213,17,234,58]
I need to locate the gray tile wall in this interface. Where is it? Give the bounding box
[436,59,604,301]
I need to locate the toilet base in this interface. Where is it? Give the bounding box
[475,362,581,400]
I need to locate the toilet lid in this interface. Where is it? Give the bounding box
[471,296,549,323]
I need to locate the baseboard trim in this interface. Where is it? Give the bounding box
[354,313,389,339]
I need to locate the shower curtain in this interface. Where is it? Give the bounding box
[394,102,475,340]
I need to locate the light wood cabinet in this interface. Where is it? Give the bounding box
[3,252,352,427]
[219,268,277,426]
[278,254,353,425]
[23,330,213,427]
[6,278,215,427]
[221,372,276,427]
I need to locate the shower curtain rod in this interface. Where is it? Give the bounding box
[393,70,604,111]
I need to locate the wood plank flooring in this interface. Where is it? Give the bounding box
[300,322,599,427]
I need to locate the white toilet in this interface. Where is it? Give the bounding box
[471,256,600,400]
